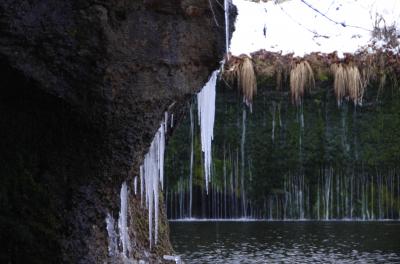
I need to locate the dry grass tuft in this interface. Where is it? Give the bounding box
[347,65,363,105]
[331,64,347,105]
[238,56,257,104]
[223,56,241,85]
[223,55,257,105]
[331,63,363,106]
[290,60,315,105]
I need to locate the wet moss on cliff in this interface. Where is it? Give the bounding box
[165,57,400,218]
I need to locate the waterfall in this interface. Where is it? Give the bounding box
[323,167,332,220]
[165,83,400,221]
[298,104,304,161]
[223,146,227,218]
[230,149,234,217]
[166,162,400,220]
[317,176,320,220]
[241,107,247,216]
[271,103,276,143]
[398,171,400,220]
[189,104,194,218]
[197,70,218,193]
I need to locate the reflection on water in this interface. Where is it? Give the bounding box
[170,221,400,263]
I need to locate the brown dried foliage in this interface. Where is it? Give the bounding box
[290,60,315,105]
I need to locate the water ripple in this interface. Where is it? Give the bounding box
[170,221,400,263]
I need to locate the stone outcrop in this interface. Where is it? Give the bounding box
[0,0,234,262]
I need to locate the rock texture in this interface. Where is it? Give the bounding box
[0,0,232,263]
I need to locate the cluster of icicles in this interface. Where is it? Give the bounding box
[197,71,218,193]
[105,117,167,261]
[104,70,219,260]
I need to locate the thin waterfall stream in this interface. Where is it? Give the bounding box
[165,82,400,220]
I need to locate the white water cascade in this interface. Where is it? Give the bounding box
[197,71,218,193]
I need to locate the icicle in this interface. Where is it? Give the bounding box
[134,176,138,196]
[140,165,144,206]
[197,70,218,193]
[118,182,131,259]
[141,119,166,248]
[106,214,118,258]
[153,155,159,244]
[159,123,165,190]
[170,114,174,128]
[164,112,168,134]
[224,0,230,59]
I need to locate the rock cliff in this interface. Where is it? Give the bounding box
[0,0,233,262]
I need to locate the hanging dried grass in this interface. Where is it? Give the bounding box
[331,63,347,106]
[238,56,257,104]
[290,60,315,105]
[223,57,241,85]
[347,65,363,105]
[222,55,257,105]
[331,63,363,106]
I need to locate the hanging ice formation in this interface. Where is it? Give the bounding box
[106,117,166,257]
[118,182,131,258]
[134,176,138,196]
[105,214,118,258]
[105,182,132,261]
[164,112,168,134]
[188,1,226,197]
[197,70,218,193]
[140,120,166,248]
[224,0,230,58]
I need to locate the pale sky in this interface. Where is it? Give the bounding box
[230,0,400,57]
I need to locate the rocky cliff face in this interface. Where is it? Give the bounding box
[0,0,231,263]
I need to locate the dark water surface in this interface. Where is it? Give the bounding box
[170,221,400,263]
